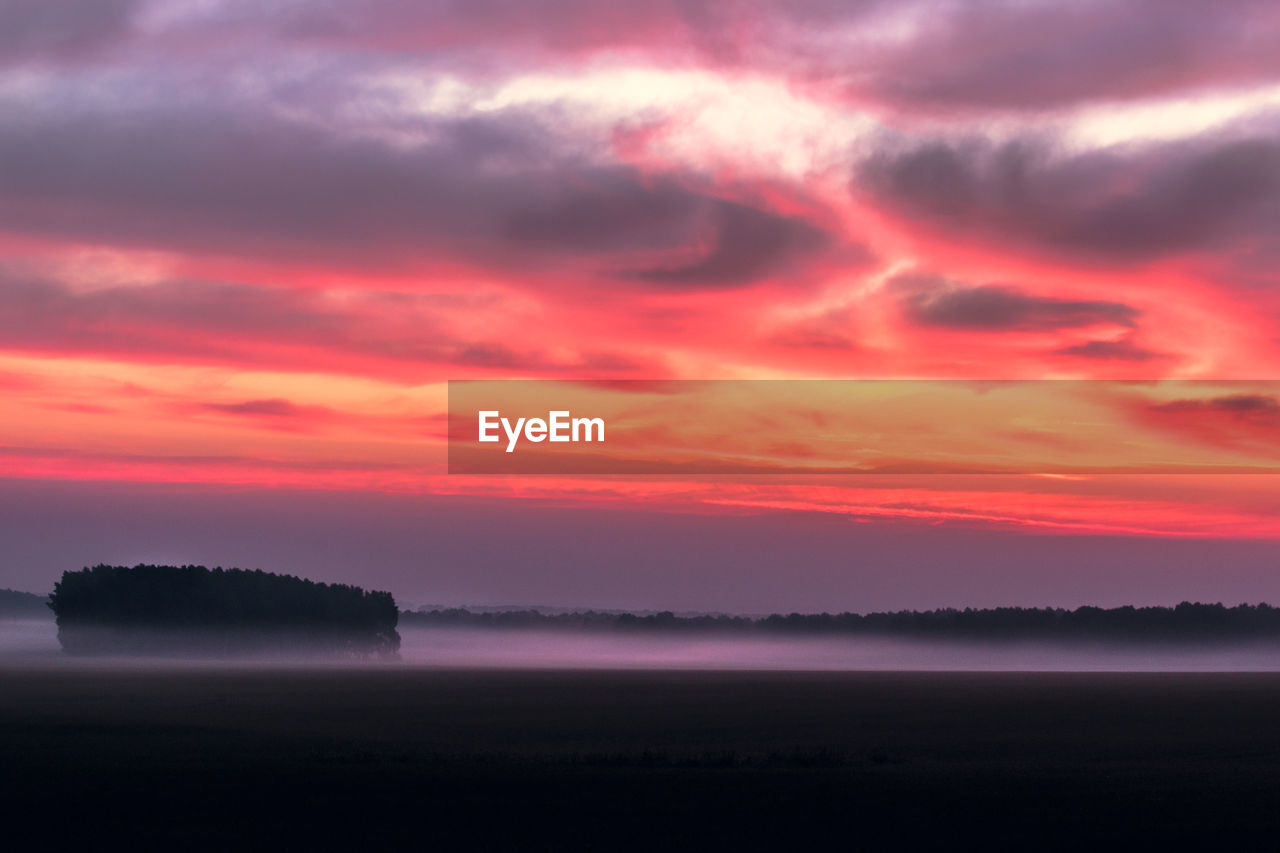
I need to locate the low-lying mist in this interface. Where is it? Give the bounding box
[8,619,1280,671]
[397,627,1280,671]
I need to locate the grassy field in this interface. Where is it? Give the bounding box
[4,666,1280,849]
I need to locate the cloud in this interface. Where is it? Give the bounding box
[0,0,139,64]
[892,273,1139,331]
[624,200,830,288]
[1151,394,1280,418]
[1137,393,1280,455]
[41,0,1277,116]
[203,398,305,417]
[859,131,1280,267]
[770,328,858,350]
[135,0,879,71]
[0,100,839,287]
[1058,338,1163,362]
[0,274,654,378]
[0,0,1275,392]
[847,0,1280,113]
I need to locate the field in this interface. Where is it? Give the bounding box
[4,665,1280,849]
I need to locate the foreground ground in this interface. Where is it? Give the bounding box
[3,666,1280,849]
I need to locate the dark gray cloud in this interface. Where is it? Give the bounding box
[0,103,839,287]
[893,273,1139,331]
[1138,393,1280,456]
[859,131,1280,267]
[1058,338,1162,362]
[0,0,138,63]
[1152,394,1280,418]
[852,0,1280,112]
[770,329,857,350]
[625,200,830,288]
[203,398,304,417]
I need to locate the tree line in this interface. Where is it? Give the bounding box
[0,588,50,618]
[402,602,1280,642]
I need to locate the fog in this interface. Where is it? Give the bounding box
[0,619,58,658]
[397,627,1280,671]
[7,619,1280,671]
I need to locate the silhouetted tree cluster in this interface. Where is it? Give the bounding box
[50,564,399,656]
[401,602,1280,643]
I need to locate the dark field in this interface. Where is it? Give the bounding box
[4,667,1280,850]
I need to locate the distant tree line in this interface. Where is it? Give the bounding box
[50,564,400,656]
[402,602,1280,643]
[0,588,51,618]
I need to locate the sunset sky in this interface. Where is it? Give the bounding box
[3,0,1280,610]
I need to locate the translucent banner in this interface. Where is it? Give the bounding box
[447,380,1280,475]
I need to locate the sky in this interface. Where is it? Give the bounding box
[3,0,1280,611]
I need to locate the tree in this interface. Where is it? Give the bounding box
[49,564,400,657]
